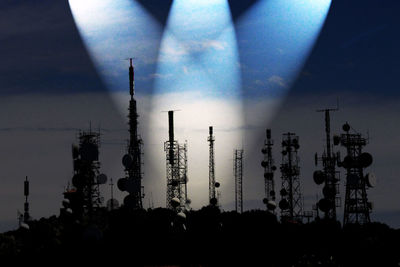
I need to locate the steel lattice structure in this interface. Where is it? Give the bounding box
[340,123,372,225]
[165,111,188,210]
[279,133,303,222]
[261,129,277,212]
[234,149,244,213]
[208,126,217,205]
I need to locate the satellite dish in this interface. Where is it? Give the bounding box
[215,182,220,188]
[261,148,267,154]
[123,194,134,207]
[20,223,30,230]
[97,174,107,184]
[177,212,186,220]
[210,197,218,206]
[106,198,120,211]
[313,171,325,185]
[66,208,73,214]
[171,197,180,208]
[318,198,333,212]
[359,153,373,168]
[342,123,350,132]
[122,154,133,168]
[264,172,273,180]
[263,198,268,204]
[342,156,354,169]
[267,200,277,210]
[261,161,268,168]
[279,199,289,210]
[271,166,277,171]
[80,142,99,162]
[365,173,377,188]
[117,178,128,191]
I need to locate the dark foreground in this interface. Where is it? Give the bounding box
[1,207,399,266]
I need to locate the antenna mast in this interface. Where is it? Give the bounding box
[261,129,277,212]
[234,149,244,213]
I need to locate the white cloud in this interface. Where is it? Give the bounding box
[268,75,288,88]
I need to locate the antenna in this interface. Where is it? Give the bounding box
[23,176,30,223]
[234,149,244,213]
[261,129,277,213]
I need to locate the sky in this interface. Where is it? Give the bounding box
[0,0,399,232]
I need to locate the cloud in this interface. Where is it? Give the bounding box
[268,75,287,88]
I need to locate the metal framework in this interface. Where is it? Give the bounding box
[165,111,188,210]
[234,149,244,213]
[120,58,144,209]
[340,123,372,225]
[261,129,276,212]
[314,108,341,221]
[208,126,217,205]
[279,133,303,222]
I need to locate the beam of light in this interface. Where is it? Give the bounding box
[151,0,244,208]
[68,0,162,95]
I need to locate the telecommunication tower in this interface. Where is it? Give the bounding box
[279,133,303,222]
[118,58,144,209]
[66,129,107,219]
[208,126,220,206]
[234,149,244,213]
[337,122,375,225]
[23,176,30,223]
[164,111,188,210]
[313,108,341,221]
[261,129,277,212]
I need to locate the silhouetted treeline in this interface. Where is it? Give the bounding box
[1,207,399,266]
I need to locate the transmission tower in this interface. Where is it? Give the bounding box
[279,133,303,222]
[234,149,244,213]
[118,58,144,209]
[208,126,220,206]
[338,122,375,225]
[261,129,277,212]
[164,111,188,210]
[313,108,341,221]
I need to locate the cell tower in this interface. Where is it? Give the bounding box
[261,129,277,212]
[118,58,144,209]
[313,108,341,221]
[164,111,188,210]
[65,129,107,219]
[23,176,30,223]
[279,133,303,222]
[337,122,375,225]
[234,149,244,213]
[208,126,220,206]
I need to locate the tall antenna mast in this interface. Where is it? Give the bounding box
[314,106,341,221]
[23,176,30,223]
[234,149,244,213]
[208,126,220,206]
[118,58,144,209]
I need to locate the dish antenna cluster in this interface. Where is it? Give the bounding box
[337,122,375,225]
[313,107,341,220]
[118,58,144,210]
[63,129,106,219]
[261,129,277,212]
[279,133,303,222]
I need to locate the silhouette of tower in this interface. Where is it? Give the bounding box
[279,133,303,222]
[67,129,105,219]
[234,149,244,213]
[165,111,188,210]
[208,126,220,206]
[261,129,277,212]
[338,122,374,225]
[23,176,30,223]
[314,108,341,221]
[118,58,144,209]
